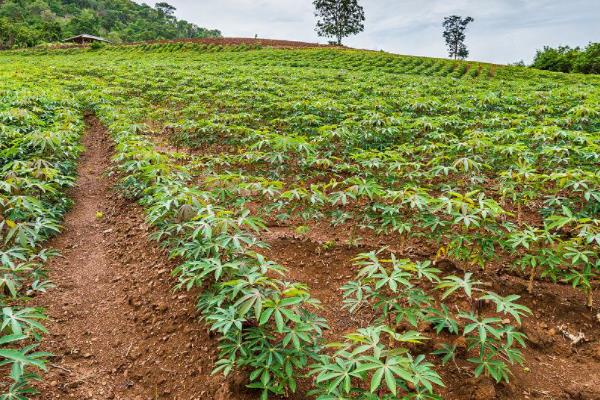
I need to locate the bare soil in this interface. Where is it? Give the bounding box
[39,37,337,51]
[32,116,250,400]
[139,37,337,48]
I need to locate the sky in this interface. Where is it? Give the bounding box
[136,0,600,64]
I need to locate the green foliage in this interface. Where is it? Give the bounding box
[340,251,530,385]
[0,0,221,49]
[532,42,600,74]
[573,43,600,74]
[0,92,82,397]
[310,325,443,399]
[313,0,365,46]
[442,15,474,60]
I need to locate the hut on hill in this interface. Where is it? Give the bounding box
[63,34,111,44]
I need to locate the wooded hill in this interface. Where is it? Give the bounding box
[0,0,221,48]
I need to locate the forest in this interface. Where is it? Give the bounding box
[0,0,221,48]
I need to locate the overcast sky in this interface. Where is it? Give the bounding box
[136,0,600,64]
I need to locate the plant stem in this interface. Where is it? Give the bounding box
[527,265,536,294]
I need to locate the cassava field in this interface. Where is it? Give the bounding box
[0,41,599,400]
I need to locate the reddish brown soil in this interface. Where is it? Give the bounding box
[32,117,250,400]
[261,230,600,400]
[31,37,336,51]
[129,37,336,49]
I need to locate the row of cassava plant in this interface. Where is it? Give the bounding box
[308,250,530,399]
[124,55,596,307]
[185,165,598,306]
[96,105,327,399]
[69,46,596,397]
[0,91,83,398]
[91,98,538,399]
[2,45,596,397]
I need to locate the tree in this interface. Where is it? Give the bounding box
[313,0,365,46]
[531,45,580,73]
[531,42,599,74]
[442,15,474,60]
[574,42,600,74]
[68,9,100,35]
[155,2,176,19]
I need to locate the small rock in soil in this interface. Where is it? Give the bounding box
[523,323,555,349]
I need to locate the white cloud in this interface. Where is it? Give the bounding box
[136,0,600,64]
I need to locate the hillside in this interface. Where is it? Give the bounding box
[0,44,598,399]
[0,0,221,48]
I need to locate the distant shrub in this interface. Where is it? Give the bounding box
[90,41,105,50]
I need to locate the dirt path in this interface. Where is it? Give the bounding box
[34,116,248,400]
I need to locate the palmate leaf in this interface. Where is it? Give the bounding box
[282,322,315,350]
[480,293,531,325]
[373,268,412,293]
[352,355,413,394]
[0,377,40,400]
[259,295,305,332]
[0,344,50,382]
[468,356,511,383]
[314,358,354,394]
[461,313,504,344]
[413,261,441,282]
[0,274,20,298]
[0,248,28,268]
[410,354,445,393]
[352,250,387,278]
[341,280,372,312]
[392,330,429,344]
[426,304,459,334]
[206,306,245,335]
[1,307,48,337]
[212,356,235,377]
[562,266,594,291]
[234,287,264,320]
[0,349,46,370]
[436,273,482,299]
[563,246,595,265]
[431,343,456,365]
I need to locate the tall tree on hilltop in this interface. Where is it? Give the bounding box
[313,0,365,46]
[442,15,474,60]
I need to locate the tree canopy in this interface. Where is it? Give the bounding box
[0,0,222,49]
[313,0,365,46]
[531,43,599,74]
[442,15,474,60]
